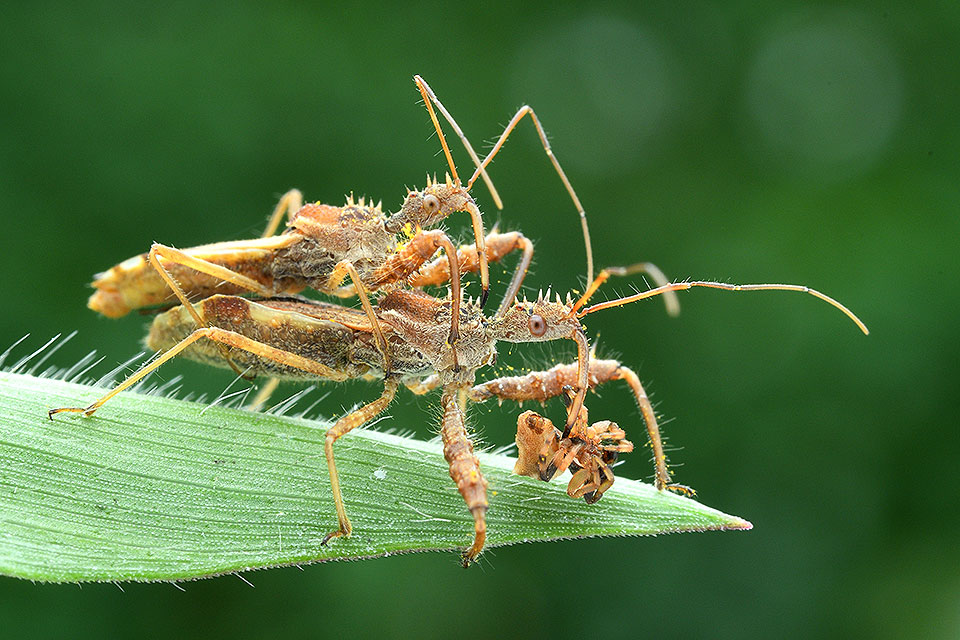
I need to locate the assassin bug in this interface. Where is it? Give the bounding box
[84,75,609,375]
[50,264,867,564]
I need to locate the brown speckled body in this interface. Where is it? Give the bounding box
[270,203,397,290]
[146,294,433,380]
[87,182,488,320]
[89,201,397,319]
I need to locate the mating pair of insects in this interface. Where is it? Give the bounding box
[49,76,868,565]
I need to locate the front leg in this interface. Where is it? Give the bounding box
[323,260,392,373]
[440,384,488,567]
[371,229,463,369]
[469,359,692,495]
[408,231,534,316]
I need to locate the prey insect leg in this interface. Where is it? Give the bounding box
[48,326,349,419]
[440,384,488,566]
[469,358,690,494]
[321,379,399,545]
[570,464,615,503]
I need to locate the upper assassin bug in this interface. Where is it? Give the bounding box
[84,75,602,376]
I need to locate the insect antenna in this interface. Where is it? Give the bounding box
[570,268,869,335]
[414,75,496,309]
[569,263,681,318]
[465,104,594,288]
[413,75,501,208]
[414,77,459,187]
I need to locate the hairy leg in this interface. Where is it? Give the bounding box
[440,384,488,566]
[321,379,399,545]
[408,231,534,316]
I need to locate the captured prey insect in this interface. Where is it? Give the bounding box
[50,264,868,564]
[514,387,635,504]
[85,75,598,374]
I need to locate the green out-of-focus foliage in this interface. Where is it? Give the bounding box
[0,2,956,639]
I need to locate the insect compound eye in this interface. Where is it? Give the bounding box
[528,314,547,337]
[423,194,440,213]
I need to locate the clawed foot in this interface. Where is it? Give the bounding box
[665,483,696,498]
[461,547,480,569]
[320,526,350,547]
[479,286,490,309]
[460,509,486,568]
[48,406,94,419]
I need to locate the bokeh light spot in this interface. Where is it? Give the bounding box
[744,10,903,178]
[513,14,677,175]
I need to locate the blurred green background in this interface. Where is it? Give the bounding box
[1,2,957,638]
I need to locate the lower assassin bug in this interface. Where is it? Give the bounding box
[50,263,867,564]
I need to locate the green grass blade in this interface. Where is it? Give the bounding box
[0,371,751,582]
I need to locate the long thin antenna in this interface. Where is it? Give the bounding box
[467,105,594,286]
[413,76,501,208]
[570,263,680,317]
[577,279,869,335]
[414,76,459,187]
